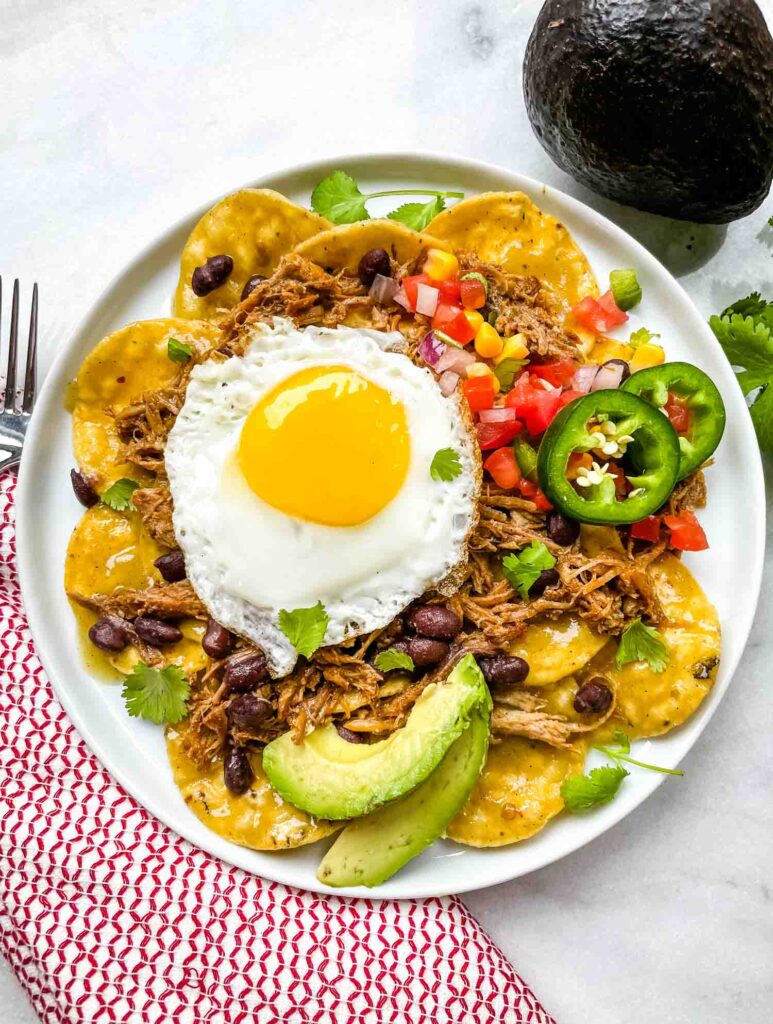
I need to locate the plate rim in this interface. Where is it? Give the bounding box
[15,149,766,898]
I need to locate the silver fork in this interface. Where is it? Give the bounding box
[0,278,38,473]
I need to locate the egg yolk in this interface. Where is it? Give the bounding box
[238,365,410,526]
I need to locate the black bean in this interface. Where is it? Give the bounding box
[226,693,272,730]
[223,651,269,692]
[88,616,128,652]
[240,274,264,302]
[406,636,449,667]
[573,679,613,715]
[357,248,391,286]
[133,617,182,646]
[336,724,366,744]
[71,469,98,508]
[223,745,253,795]
[202,618,234,659]
[546,510,580,547]
[153,550,186,583]
[603,358,631,383]
[406,605,462,640]
[529,568,561,597]
[479,654,530,688]
[191,254,234,297]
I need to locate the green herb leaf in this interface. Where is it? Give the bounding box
[387,196,445,231]
[615,618,670,672]
[594,728,684,776]
[278,601,329,658]
[373,648,415,673]
[311,170,369,224]
[167,336,193,363]
[101,478,140,512]
[609,269,642,311]
[561,765,629,812]
[502,542,557,600]
[768,215,773,228]
[709,298,773,452]
[430,448,462,482]
[121,662,190,725]
[493,358,528,393]
[629,327,660,349]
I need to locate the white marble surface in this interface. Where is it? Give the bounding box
[1,1,772,1021]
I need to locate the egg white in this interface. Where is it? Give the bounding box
[165,319,479,676]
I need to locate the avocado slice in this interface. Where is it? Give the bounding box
[262,653,489,820]
[316,707,490,888]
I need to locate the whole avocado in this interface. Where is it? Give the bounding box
[523,0,773,223]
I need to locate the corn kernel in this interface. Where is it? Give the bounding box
[630,342,665,371]
[474,322,504,359]
[466,361,494,379]
[424,248,459,281]
[494,333,528,365]
[491,374,501,395]
[463,309,485,333]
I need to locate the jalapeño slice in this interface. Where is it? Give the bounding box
[537,390,680,525]
[621,362,725,480]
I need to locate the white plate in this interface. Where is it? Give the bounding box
[16,153,765,898]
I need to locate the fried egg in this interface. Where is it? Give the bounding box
[165,319,479,676]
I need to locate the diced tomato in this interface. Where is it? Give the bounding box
[460,277,487,310]
[483,447,522,489]
[530,358,577,388]
[476,419,522,450]
[505,374,563,435]
[664,392,691,434]
[432,302,476,344]
[630,515,662,542]
[435,277,461,304]
[572,291,629,334]
[559,389,585,409]
[663,510,709,551]
[606,460,629,498]
[402,273,431,311]
[461,375,496,413]
[518,478,553,510]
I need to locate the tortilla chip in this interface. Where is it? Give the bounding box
[70,318,219,489]
[507,614,609,686]
[293,219,449,274]
[427,191,597,309]
[174,189,330,319]
[167,723,339,851]
[448,736,583,846]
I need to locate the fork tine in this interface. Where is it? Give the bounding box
[5,279,19,413]
[22,284,38,412]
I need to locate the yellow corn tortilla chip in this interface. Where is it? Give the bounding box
[174,189,330,319]
[70,318,219,489]
[293,219,449,274]
[167,723,339,851]
[507,614,609,686]
[427,191,597,309]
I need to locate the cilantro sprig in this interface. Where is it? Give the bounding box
[430,448,462,482]
[502,542,556,600]
[561,727,683,813]
[710,292,773,452]
[311,171,463,229]
[615,619,670,672]
[373,648,415,673]
[167,336,193,363]
[278,601,329,658]
[629,327,660,349]
[122,662,190,725]
[101,478,139,512]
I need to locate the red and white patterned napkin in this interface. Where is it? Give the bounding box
[0,474,554,1024]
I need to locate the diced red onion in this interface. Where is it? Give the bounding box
[591,361,627,391]
[415,283,440,317]
[572,364,600,394]
[436,346,477,375]
[418,331,446,368]
[368,273,398,304]
[392,286,411,311]
[478,406,518,424]
[438,370,459,396]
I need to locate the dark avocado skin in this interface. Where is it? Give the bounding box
[523,0,773,223]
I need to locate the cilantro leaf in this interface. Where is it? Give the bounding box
[430,448,462,482]
[721,291,768,320]
[122,662,190,725]
[615,618,670,672]
[493,357,528,393]
[387,196,445,231]
[373,648,415,673]
[278,601,329,658]
[167,336,193,363]
[502,542,557,600]
[561,765,629,812]
[768,215,773,228]
[629,327,660,349]
[311,171,369,224]
[101,478,140,512]
[594,728,684,776]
